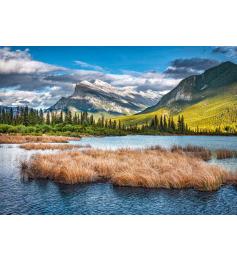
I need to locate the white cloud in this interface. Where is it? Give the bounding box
[0,85,70,108]
[103,71,180,91]
[75,60,104,71]
[0,47,64,74]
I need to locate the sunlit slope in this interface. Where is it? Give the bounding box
[178,87,237,130]
[115,108,170,126]
[115,83,237,130]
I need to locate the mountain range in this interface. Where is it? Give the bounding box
[49,79,160,116]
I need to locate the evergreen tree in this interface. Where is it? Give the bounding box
[46,111,51,125]
[59,111,63,123]
[160,115,163,131]
[163,115,167,131]
[170,117,176,131]
[154,115,158,129]
[39,109,44,124]
[23,106,29,126]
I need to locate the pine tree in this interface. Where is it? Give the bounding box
[170,117,176,131]
[160,115,163,131]
[46,111,51,125]
[9,108,13,124]
[163,115,167,131]
[59,111,63,123]
[39,109,44,124]
[177,115,181,133]
[150,118,155,129]
[23,106,29,126]
[181,115,185,133]
[101,115,105,128]
[154,115,158,129]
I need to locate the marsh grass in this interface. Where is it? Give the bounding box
[171,145,212,161]
[0,134,80,144]
[20,143,90,151]
[216,149,237,159]
[21,147,237,191]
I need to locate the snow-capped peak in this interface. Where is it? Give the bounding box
[93,79,111,87]
[80,80,94,87]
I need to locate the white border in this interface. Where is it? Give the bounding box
[0,216,236,262]
[1,0,237,46]
[0,0,237,261]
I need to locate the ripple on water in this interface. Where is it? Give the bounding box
[0,136,237,214]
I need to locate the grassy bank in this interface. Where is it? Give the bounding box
[21,147,237,191]
[0,134,81,144]
[19,143,90,150]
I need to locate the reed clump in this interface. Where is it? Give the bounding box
[21,147,237,191]
[20,143,90,151]
[215,149,237,159]
[171,145,212,161]
[0,134,80,144]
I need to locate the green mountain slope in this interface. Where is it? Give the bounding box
[115,62,237,132]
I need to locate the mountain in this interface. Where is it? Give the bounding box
[116,61,237,130]
[49,79,159,116]
[143,61,237,113]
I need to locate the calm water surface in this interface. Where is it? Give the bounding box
[1,135,237,215]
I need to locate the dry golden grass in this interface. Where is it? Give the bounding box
[171,145,212,161]
[21,147,237,191]
[20,143,90,150]
[216,149,237,159]
[0,134,80,144]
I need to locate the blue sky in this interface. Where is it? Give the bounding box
[10,46,234,73]
[0,46,236,108]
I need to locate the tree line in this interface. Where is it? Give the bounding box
[1,106,232,135]
[0,106,122,129]
[148,115,188,133]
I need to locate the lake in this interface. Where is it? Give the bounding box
[0,135,237,215]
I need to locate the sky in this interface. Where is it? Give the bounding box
[0,46,237,108]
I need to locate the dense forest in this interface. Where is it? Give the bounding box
[0,106,235,136]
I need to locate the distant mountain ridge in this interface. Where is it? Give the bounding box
[142,61,237,114]
[116,61,237,131]
[49,79,159,115]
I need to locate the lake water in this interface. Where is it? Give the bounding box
[70,135,237,151]
[0,135,237,215]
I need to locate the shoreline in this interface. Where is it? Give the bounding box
[1,132,237,145]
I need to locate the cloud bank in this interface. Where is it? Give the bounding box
[212,46,237,57]
[0,47,64,74]
[164,58,220,78]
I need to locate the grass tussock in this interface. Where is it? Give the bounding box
[0,134,80,144]
[171,145,212,161]
[216,149,237,159]
[21,147,237,191]
[20,143,90,151]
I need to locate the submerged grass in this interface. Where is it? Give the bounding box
[0,134,80,144]
[216,149,237,159]
[21,147,237,191]
[20,143,90,151]
[171,145,212,161]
